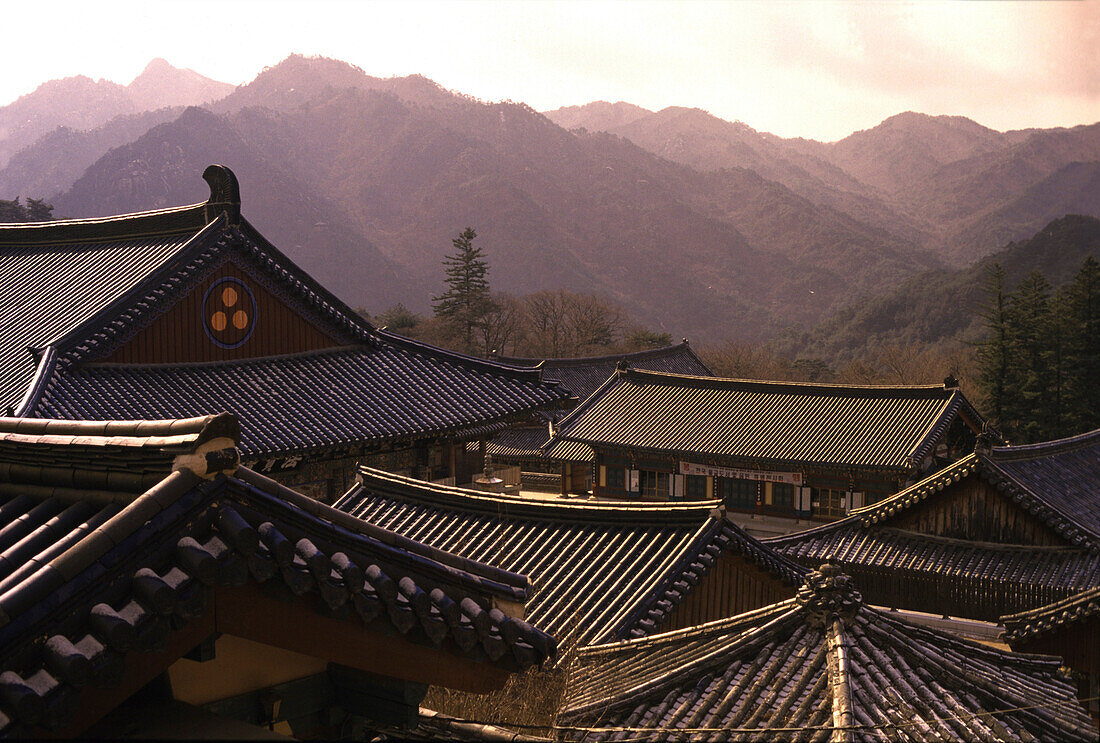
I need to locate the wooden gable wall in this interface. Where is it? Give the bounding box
[657,552,796,635]
[889,473,1067,546]
[102,262,341,364]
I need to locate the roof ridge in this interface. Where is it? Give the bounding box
[848,454,979,524]
[495,342,695,368]
[0,413,241,495]
[354,466,718,524]
[0,203,208,246]
[377,329,559,385]
[990,427,1100,461]
[0,412,236,441]
[1001,584,1100,626]
[620,368,954,396]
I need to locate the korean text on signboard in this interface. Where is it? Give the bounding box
[678,461,802,485]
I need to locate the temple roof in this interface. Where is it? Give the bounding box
[337,469,801,648]
[1001,585,1100,644]
[495,342,713,404]
[485,343,711,462]
[551,368,986,472]
[558,564,1096,741]
[0,413,554,736]
[0,166,567,454]
[32,343,561,459]
[769,428,1100,555]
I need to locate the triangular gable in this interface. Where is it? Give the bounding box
[45,214,377,368]
[853,453,1087,548]
[101,257,342,364]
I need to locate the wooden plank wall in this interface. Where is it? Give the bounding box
[890,476,1067,546]
[101,262,341,364]
[818,563,1079,622]
[1011,617,1100,675]
[657,552,796,633]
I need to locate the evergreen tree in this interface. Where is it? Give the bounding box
[0,197,53,223]
[432,227,496,354]
[976,263,1012,427]
[1062,257,1100,433]
[1005,271,1052,443]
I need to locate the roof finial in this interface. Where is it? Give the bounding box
[202,165,242,225]
[943,373,960,390]
[975,422,996,455]
[796,561,862,627]
[615,359,630,373]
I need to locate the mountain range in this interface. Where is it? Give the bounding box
[1,55,1096,345]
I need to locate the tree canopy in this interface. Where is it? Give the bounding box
[977,257,1100,442]
[432,227,496,354]
[0,197,53,223]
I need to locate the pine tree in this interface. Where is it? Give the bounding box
[432,227,496,354]
[976,263,1013,428]
[1062,256,1100,434]
[1006,271,1052,443]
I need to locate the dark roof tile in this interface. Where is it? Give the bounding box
[0,414,555,734]
[558,564,1096,741]
[553,369,985,471]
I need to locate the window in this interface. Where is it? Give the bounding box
[720,478,758,510]
[606,466,625,490]
[815,488,847,518]
[640,470,669,499]
[685,475,707,500]
[771,482,794,510]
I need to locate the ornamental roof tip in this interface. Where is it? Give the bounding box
[795,562,862,627]
[201,165,242,226]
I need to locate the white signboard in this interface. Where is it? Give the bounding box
[678,461,802,486]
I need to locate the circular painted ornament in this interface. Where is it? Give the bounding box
[202,277,257,349]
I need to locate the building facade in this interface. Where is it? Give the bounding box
[549,368,987,528]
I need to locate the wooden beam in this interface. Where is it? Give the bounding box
[214,583,511,693]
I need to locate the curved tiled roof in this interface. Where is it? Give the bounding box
[1001,586,1100,644]
[764,433,1100,621]
[495,342,713,403]
[338,468,732,647]
[0,414,554,736]
[985,428,1100,541]
[553,368,985,472]
[1,167,568,455]
[558,565,1096,741]
[486,344,712,463]
[0,230,201,412]
[620,519,808,639]
[32,344,565,458]
[844,429,1100,548]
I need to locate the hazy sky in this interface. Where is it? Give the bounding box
[4,0,1097,141]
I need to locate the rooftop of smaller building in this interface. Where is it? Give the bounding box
[558,563,1096,741]
[551,368,987,472]
[337,469,805,649]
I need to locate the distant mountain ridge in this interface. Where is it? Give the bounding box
[44,56,947,341]
[785,214,1100,362]
[1,54,1097,346]
[0,59,233,169]
[545,104,1100,266]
